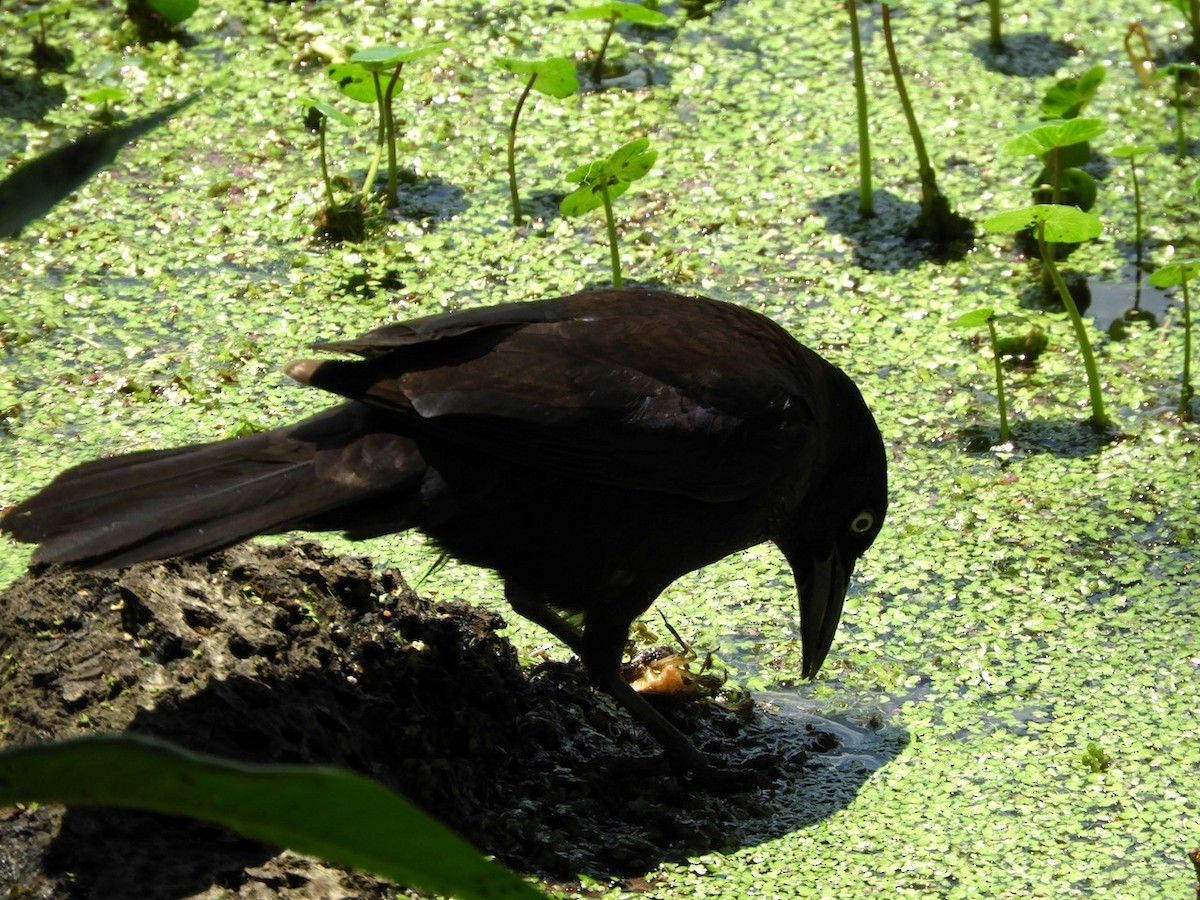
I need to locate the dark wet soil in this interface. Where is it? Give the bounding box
[0,541,846,899]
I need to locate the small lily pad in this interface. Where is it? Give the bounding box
[983,205,1102,243]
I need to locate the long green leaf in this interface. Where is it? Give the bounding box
[0,734,544,900]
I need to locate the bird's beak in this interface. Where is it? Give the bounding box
[785,543,849,679]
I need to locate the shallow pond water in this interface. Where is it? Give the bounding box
[1,0,1198,897]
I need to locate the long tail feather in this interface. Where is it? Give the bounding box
[2,403,425,569]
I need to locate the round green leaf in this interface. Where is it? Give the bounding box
[1061,167,1097,212]
[1003,118,1107,156]
[327,62,379,102]
[952,309,996,328]
[351,45,408,68]
[563,1,669,25]
[565,160,610,184]
[560,179,631,216]
[1108,142,1156,159]
[615,148,656,181]
[350,43,447,70]
[561,183,605,216]
[1040,65,1105,118]
[608,137,655,178]
[983,205,1101,242]
[148,0,198,25]
[1149,259,1200,287]
[495,57,579,98]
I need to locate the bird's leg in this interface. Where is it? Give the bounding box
[504,583,586,656]
[506,584,760,788]
[581,612,766,789]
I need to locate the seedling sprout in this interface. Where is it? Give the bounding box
[1149,259,1199,421]
[984,205,1110,430]
[495,57,579,225]
[1108,142,1155,275]
[952,308,1027,443]
[1152,63,1200,160]
[880,3,971,243]
[301,97,363,242]
[563,1,668,83]
[561,137,657,287]
[331,42,447,207]
[845,0,873,217]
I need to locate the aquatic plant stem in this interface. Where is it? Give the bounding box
[880,4,931,179]
[594,13,618,82]
[988,0,1004,52]
[361,73,385,203]
[1182,277,1195,420]
[1173,72,1189,159]
[507,75,536,226]
[1038,224,1110,429]
[1128,155,1144,272]
[846,0,874,218]
[880,2,966,241]
[986,317,1011,442]
[383,64,404,208]
[318,118,335,210]
[600,183,622,287]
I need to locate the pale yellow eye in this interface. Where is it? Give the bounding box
[850,511,875,533]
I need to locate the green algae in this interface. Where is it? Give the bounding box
[1,0,1198,896]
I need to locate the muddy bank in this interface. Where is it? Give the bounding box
[0,541,850,898]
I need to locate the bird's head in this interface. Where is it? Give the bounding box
[776,374,887,680]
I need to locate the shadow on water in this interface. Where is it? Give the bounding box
[810,190,973,272]
[0,73,67,125]
[951,418,1130,457]
[970,33,1079,77]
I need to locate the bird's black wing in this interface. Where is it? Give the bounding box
[288,291,830,502]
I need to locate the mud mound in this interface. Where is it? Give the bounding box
[0,541,838,898]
